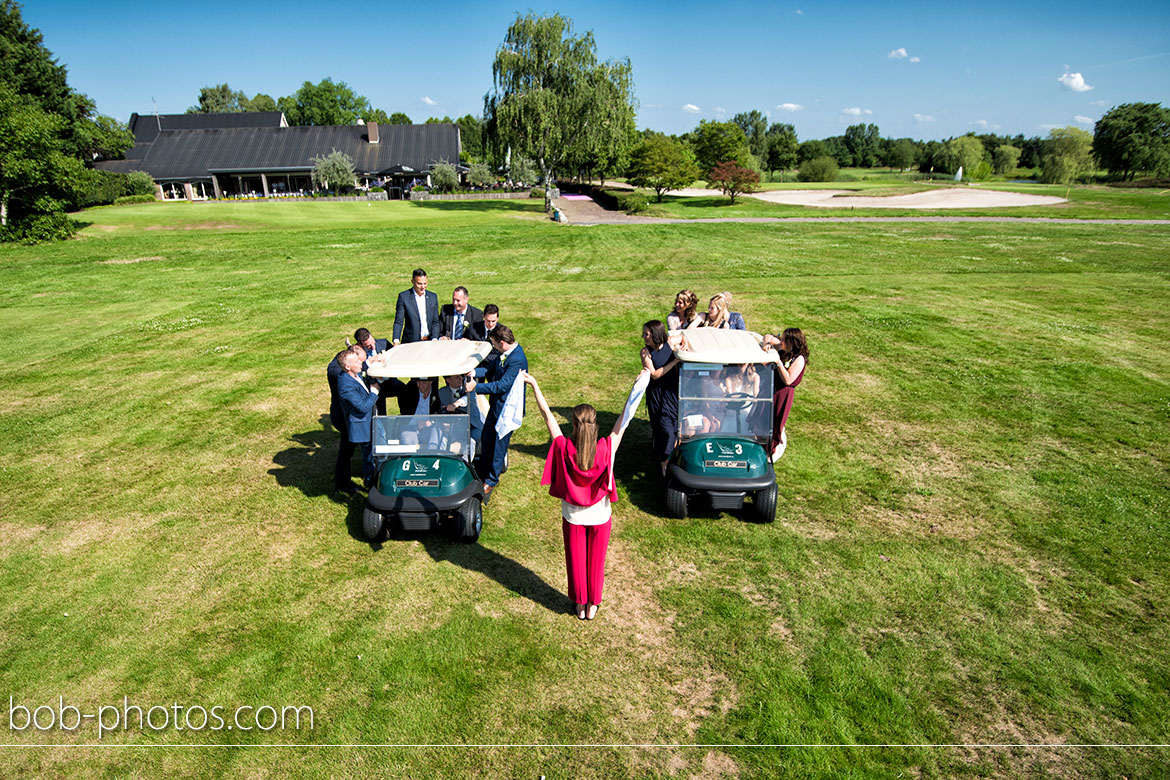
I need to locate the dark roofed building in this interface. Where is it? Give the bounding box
[97,112,460,201]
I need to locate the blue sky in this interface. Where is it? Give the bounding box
[24,0,1170,140]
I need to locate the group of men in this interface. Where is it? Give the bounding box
[327,268,526,502]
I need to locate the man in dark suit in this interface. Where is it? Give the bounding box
[466,324,526,501]
[338,350,382,489]
[393,268,441,345]
[354,327,393,414]
[439,286,484,340]
[328,344,366,492]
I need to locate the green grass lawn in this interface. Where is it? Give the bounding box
[2,200,1168,777]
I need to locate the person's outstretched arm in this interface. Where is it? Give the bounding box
[609,368,650,454]
[521,371,562,440]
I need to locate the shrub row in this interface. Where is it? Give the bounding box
[114,194,157,205]
[72,169,156,209]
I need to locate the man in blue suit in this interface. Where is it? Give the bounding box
[393,268,441,345]
[465,324,526,501]
[338,350,382,489]
[328,344,367,492]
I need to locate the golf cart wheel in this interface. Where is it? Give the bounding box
[363,507,386,541]
[665,481,688,519]
[752,481,778,524]
[455,497,483,542]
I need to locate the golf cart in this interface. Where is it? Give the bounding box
[362,339,492,542]
[665,328,779,523]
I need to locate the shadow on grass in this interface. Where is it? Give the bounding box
[419,536,568,614]
[268,416,353,507]
[409,199,543,214]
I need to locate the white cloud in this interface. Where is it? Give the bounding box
[776,102,804,112]
[1074,115,1094,124]
[713,106,726,114]
[1058,72,1093,92]
[421,96,437,106]
[889,47,908,59]
[642,103,663,109]
[1038,124,1061,130]
[970,119,1000,130]
[1089,99,1106,107]
[682,104,701,114]
[842,107,872,117]
[910,56,921,63]
[795,8,803,14]
[914,113,936,123]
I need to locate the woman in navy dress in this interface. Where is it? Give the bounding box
[640,320,680,476]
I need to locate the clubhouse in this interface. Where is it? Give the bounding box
[95,112,461,201]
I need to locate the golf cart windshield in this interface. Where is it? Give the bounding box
[678,363,773,443]
[372,415,472,461]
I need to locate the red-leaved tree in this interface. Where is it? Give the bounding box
[707,161,760,204]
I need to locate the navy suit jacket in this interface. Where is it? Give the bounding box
[439,304,484,340]
[327,356,346,430]
[475,344,527,420]
[339,372,380,443]
[393,289,441,343]
[360,337,391,372]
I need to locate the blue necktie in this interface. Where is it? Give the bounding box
[454,312,464,339]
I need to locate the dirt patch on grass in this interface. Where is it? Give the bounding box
[693,750,741,779]
[143,222,242,231]
[100,256,164,265]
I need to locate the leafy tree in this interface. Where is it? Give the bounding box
[280,78,372,126]
[246,93,277,112]
[1040,126,1094,184]
[311,149,355,193]
[798,140,828,163]
[387,112,412,124]
[429,161,458,193]
[887,138,918,171]
[732,110,768,158]
[707,160,759,204]
[188,84,247,113]
[917,140,944,173]
[1092,102,1170,180]
[484,13,636,197]
[992,144,1021,175]
[690,120,751,172]
[457,114,484,161]
[939,135,984,176]
[468,162,494,188]
[844,123,881,167]
[797,156,839,182]
[0,1,130,242]
[765,124,798,178]
[627,134,700,201]
[425,115,455,124]
[364,108,391,125]
[0,82,83,239]
[509,156,538,185]
[822,135,853,167]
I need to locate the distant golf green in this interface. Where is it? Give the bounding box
[1,197,1167,778]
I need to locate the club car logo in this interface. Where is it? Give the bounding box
[703,440,747,469]
[396,459,441,488]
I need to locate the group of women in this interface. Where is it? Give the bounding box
[521,289,810,623]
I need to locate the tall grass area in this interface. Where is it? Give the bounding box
[1,200,1168,778]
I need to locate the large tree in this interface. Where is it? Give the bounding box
[843,123,881,168]
[939,135,985,176]
[765,123,798,178]
[484,13,636,195]
[627,134,700,201]
[279,78,374,126]
[456,114,484,161]
[732,110,768,159]
[188,84,248,113]
[1092,102,1170,180]
[1,0,131,241]
[1041,126,1095,184]
[690,120,751,173]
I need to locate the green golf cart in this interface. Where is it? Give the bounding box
[363,339,492,542]
[665,328,778,523]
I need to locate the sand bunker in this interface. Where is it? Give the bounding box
[671,186,1065,209]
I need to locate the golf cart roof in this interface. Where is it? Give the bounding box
[674,329,779,365]
[366,339,493,379]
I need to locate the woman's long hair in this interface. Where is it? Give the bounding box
[674,290,698,324]
[571,404,599,471]
[704,293,729,328]
[643,319,667,349]
[780,328,809,363]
